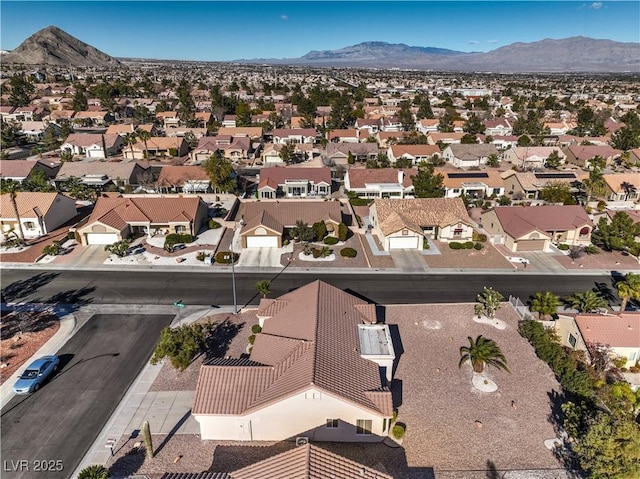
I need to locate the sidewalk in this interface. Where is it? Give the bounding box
[71,306,235,478]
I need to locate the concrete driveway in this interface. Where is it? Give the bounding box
[237,247,286,267]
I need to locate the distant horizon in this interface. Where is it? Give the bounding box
[1,1,639,62]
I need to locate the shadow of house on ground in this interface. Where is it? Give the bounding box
[108,443,147,478]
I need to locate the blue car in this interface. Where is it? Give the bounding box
[12,355,60,394]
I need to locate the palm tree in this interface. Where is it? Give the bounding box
[616,273,640,311]
[77,464,109,479]
[582,167,606,204]
[123,132,138,160]
[530,291,561,320]
[564,290,609,313]
[256,280,271,298]
[620,181,637,201]
[459,335,510,374]
[136,127,151,159]
[1,181,25,240]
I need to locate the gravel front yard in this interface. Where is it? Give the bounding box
[424,241,515,269]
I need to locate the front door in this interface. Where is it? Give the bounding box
[237,419,252,440]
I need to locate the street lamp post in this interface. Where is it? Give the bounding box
[230,226,238,314]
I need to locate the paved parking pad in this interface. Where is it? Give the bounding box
[0,314,173,479]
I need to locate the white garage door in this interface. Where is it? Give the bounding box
[85,233,119,245]
[389,236,419,250]
[246,236,278,248]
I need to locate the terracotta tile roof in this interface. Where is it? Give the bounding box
[492,205,592,239]
[575,312,640,348]
[427,132,465,142]
[0,192,71,218]
[446,144,499,159]
[347,168,417,188]
[0,160,38,179]
[82,196,204,230]
[105,124,137,135]
[63,133,121,149]
[602,172,640,193]
[73,110,108,119]
[502,171,585,192]
[273,128,317,138]
[240,201,342,228]
[328,129,357,140]
[241,210,283,235]
[258,167,331,190]
[217,126,263,138]
[133,136,186,151]
[565,145,621,160]
[230,443,393,479]
[418,119,440,127]
[373,198,473,236]
[389,145,441,157]
[193,281,392,417]
[325,143,379,157]
[157,166,209,187]
[377,131,410,140]
[508,147,565,160]
[161,473,231,479]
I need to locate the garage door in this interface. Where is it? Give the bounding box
[246,236,278,248]
[515,239,546,251]
[389,236,419,250]
[85,233,119,245]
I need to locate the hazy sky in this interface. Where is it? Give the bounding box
[1,1,639,61]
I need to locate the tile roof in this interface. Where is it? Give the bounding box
[492,205,592,239]
[230,443,393,479]
[602,172,640,193]
[193,281,391,417]
[328,129,358,140]
[575,312,640,348]
[508,147,565,160]
[217,126,264,138]
[565,145,621,160]
[63,133,121,149]
[440,169,505,188]
[346,168,417,189]
[0,192,71,218]
[242,210,283,235]
[373,198,473,236]
[162,474,231,479]
[273,128,317,138]
[389,145,441,157]
[82,196,204,230]
[446,144,498,160]
[0,160,39,179]
[240,201,342,229]
[326,143,379,157]
[56,161,147,182]
[502,171,585,192]
[157,166,209,187]
[258,167,331,190]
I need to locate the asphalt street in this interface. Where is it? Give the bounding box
[0,269,620,308]
[0,313,173,479]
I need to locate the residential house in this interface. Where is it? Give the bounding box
[76,196,208,245]
[272,128,317,145]
[376,131,410,148]
[156,111,180,129]
[387,145,441,165]
[0,192,77,239]
[217,127,264,140]
[502,147,566,170]
[192,280,394,441]
[555,312,640,369]
[379,117,403,132]
[602,173,640,202]
[18,121,61,142]
[157,165,211,194]
[483,119,513,137]
[54,161,149,190]
[165,127,208,140]
[239,201,342,248]
[502,170,585,200]
[0,160,60,183]
[61,133,124,159]
[440,170,505,199]
[488,135,519,151]
[369,198,475,250]
[123,137,188,160]
[325,143,379,166]
[354,118,380,135]
[257,167,332,199]
[260,143,285,165]
[481,205,593,252]
[328,129,359,143]
[48,109,76,123]
[222,115,237,128]
[72,110,113,126]
[628,148,640,166]
[0,106,16,120]
[563,145,622,169]
[426,132,465,145]
[345,168,417,199]
[544,121,575,136]
[442,144,499,169]
[416,119,440,135]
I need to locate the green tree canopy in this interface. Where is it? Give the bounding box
[410,165,444,198]
[202,153,236,193]
[459,335,509,374]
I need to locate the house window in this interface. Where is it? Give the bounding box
[326,419,338,428]
[175,225,186,233]
[629,352,637,361]
[568,333,577,348]
[453,189,460,193]
[382,418,387,432]
[402,229,408,236]
[453,228,463,236]
[304,392,321,400]
[356,419,372,435]
[24,221,36,230]
[579,227,589,237]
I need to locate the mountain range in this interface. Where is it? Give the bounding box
[3,26,639,73]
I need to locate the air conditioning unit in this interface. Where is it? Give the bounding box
[295,436,309,446]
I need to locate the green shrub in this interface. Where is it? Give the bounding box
[165,233,194,249]
[392,423,406,439]
[196,251,209,262]
[584,244,599,255]
[449,242,462,249]
[248,334,256,345]
[42,241,62,256]
[473,242,483,250]
[215,251,238,264]
[423,238,430,249]
[324,236,339,245]
[283,239,290,246]
[251,324,262,334]
[169,147,178,156]
[340,247,357,258]
[77,465,109,479]
[338,222,349,241]
[473,232,487,242]
[349,197,371,207]
[150,323,212,371]
[557,243,570,251]
[463,241,474,249]
[312,221,327,241]
[312,248,322,258]
[208,219,221,229]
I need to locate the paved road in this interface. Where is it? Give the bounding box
[0,269,619,308]
[0,314,173,479]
